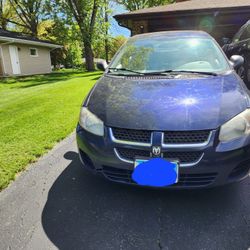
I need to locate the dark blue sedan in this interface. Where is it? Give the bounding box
[76,31,250,188]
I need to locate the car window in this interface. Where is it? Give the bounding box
[233,26,245,43]
[109,35,230,74]
[233,22,250,43]
[240,23,250,41]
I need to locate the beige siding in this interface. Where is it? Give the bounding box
[18,45,52,75]
[0,43,52,76]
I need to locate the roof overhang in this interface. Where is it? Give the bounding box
[0,36,62,49]
[115,6,250,21]
[114,2,250,40]
[114,0,250,20]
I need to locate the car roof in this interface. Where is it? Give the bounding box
[131,30,212,40]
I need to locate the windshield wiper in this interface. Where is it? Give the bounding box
[108,68,144,75]
[107,68,218,76]
[157,70,218,76]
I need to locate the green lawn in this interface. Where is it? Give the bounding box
[0,70,102,190]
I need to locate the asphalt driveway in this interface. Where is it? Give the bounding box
[0,134,250,250]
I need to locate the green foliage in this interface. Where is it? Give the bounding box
[93,35,127,60]
[0,0,15,29]
[38,18,83,68]
[66,40,83,67]
[0,0,128,70]
[61,0,102,70]
[109,35,127,57]
[8,0,45,36]
[115,0,176,11]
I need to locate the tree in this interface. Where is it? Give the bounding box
[0,0,14,30]
[109,35,127,58]
[7,0,45,37]
[64,0,101,71]
[39,17,83,69]
[115,0,175,11]
[104,0,109,63]
[93,35,126,60]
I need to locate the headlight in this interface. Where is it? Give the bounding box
[79,107,104,136]
[219,109,250,142]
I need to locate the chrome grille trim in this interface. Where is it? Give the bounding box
[110,128,213,148]
[163,130,211,144]
[176,153,204,167]
[109,128,152,147]
[161,131,213,149]
[114,148,133,164]
[110,128,213,167]
[114,148,204,167]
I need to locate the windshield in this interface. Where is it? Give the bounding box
[108,34,230,75]
[233,21,250,43]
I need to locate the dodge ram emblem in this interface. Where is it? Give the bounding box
[152,146,161,156]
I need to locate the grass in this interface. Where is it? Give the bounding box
[0,69,102,190]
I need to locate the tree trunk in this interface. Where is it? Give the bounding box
[84,39,95,71]
[105,37,109,64]
[30,22,38,37]
[104,0,109,63]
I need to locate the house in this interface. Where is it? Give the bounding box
[114,0,250,44]
[0,29,61,77]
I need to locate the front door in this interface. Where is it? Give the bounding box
[9,45,21,75]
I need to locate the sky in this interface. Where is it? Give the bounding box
[109,3,131,37]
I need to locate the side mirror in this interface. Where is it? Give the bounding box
[96,60,108,71]
[230,55,244,70]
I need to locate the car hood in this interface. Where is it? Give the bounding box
[87,73,250,130]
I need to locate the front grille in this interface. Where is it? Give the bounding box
[102,166,133,184]
[116,148,203,164]
[177,173,217,187]
[117,148,150,159]
[164,130,210,144]
[102,166,217,187]
[111,127,210,145]
[112,127,152,143]
[163,151,203,163]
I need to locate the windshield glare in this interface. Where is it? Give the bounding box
[109,35,230,74]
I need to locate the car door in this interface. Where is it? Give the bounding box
[237,22,250,84]
[227,24,246,56]
[236,23,250,55]
[226,21,250,86]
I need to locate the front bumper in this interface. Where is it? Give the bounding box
[76,124,250,189]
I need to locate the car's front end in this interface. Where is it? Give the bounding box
[77,124,250,188]
[76,31,250,189]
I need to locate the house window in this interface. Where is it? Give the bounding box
[30,48,38,57]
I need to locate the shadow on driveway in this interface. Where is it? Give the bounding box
[42,151,250,250]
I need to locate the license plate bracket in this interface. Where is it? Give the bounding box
[133,157,179,186]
